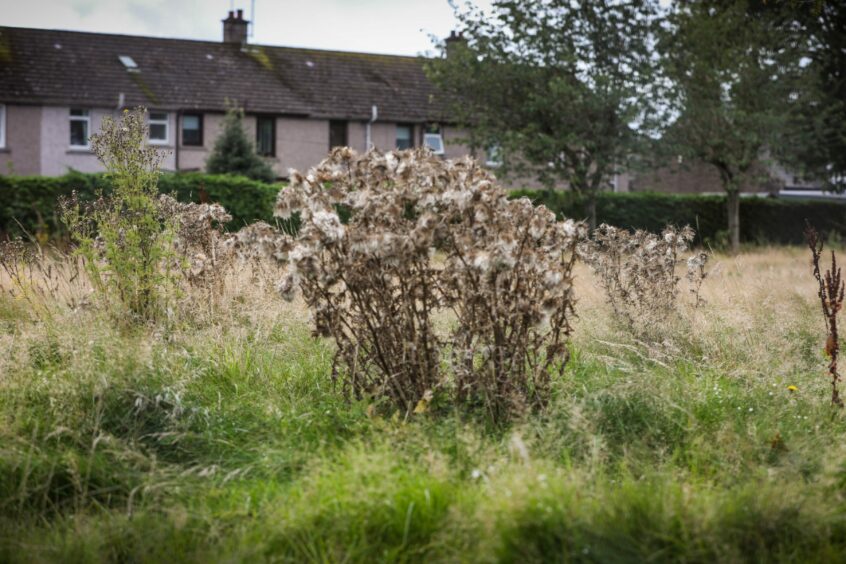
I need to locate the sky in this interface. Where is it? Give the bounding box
[0,0,493,56]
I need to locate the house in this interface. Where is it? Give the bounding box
[0,11,819,197]
[0,10,480,178]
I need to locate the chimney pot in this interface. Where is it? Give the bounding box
[444,30,466,56]
[223,9,250,45]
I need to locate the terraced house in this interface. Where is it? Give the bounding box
[0,9,479,179]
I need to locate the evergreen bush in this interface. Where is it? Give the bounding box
[205,108,276,183]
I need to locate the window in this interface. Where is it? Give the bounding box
[485,144,502,167]
[256,116,275,157]
[329,120,348,150]
[118,55,139,72]
[148,111,169,144]
[396,124,413,150]
[423,124,444,155]
[69,109,90,148]
[182,113,203,146]
[0,104,5,149]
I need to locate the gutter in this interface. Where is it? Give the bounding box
[175,109,181,172]
[365,104,378,150]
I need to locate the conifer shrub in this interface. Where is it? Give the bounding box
[206,108,276,183]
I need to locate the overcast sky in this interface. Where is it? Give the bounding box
[0,0,494,55]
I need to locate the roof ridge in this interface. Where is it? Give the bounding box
[0,25,433,61]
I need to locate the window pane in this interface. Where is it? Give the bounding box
[149,112,167,122]
[396,125,412,150]
[149,123,167,141]
[183,115,199,130]
[424,133,444,154]
[70,109,88,117]
[182,114,202,146]
[329,120,347,149]
[70,119,88,146]
[257,117,275,156]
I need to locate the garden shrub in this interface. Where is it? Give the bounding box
[0,172,279,241]
[513,190,846,247]
[206,107,276,183]
[4,178,844,247]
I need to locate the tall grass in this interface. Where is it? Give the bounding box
[1,248,845,562]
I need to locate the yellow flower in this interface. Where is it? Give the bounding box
[787,385,798,392]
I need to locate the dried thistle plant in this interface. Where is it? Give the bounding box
[804,222,844,407]
[0,237,92,319]
[222,221,290,292]
[274,148,443,414]
[437,189,586,421]
[580,224,699,333]
[274,147,585,421]
[158,195,233,302]
[686,251,709,307]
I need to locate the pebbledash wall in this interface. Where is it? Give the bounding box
[0,103,486,178]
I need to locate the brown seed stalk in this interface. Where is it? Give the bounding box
[805,221,844,407]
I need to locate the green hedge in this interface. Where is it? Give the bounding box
[511,190,846,246]
[3,172,845,246]
[0,171,280,240]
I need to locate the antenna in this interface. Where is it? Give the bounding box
[250,0,255,37]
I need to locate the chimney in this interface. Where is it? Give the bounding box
[444,30,466,57]
[223,9,249,45]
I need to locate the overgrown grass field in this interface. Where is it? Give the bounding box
[1,247,845,562]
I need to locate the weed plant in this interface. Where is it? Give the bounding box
[275,147,585,421]
[60,109,178,324]
[580,224,706,336]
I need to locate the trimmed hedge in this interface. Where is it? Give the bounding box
[2,172,845,246]
[0,171,280,240]
[512,190,846,247]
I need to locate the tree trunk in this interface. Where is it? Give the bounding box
[727,190,740,252]
[586,192,597,231]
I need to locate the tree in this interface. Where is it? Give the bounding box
[762,1,846,191]
[657,1,799,251]
[426,0,660,228]
[206,107,276,183]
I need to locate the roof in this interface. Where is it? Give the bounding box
[0,26,451,122]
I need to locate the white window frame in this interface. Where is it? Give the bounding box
[69,109,90,149]
[0,104,6,149]
[423,132,445,155]
[148,111,169,145]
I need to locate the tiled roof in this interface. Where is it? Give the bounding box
[0,26,451,122]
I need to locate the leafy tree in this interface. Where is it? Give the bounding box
[657,1,800,251]
[206,107,276,183]
[761,1,846,191]
[426,0,660,228]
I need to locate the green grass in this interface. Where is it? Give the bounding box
[2,265,846,562]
